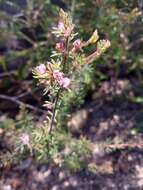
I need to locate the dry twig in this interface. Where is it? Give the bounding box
[0,94,45,114]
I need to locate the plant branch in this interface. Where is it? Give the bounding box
[0,94,45,114]
[15,87,40,99]
[49,36,70,133]
[0,71,16,78]
[63,37,69,73]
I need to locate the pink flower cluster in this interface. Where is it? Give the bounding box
[53,70,70,89]
[35,64,70,89]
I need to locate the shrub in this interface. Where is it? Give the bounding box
[14,9,110,171]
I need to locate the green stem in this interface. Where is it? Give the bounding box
[49,37,69,133]
[63,37,69,73]
[49,88,61,133]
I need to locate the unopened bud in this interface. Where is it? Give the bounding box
[56,42,65,53]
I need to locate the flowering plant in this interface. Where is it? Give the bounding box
[33,9,110,133]
[13,9,110,171]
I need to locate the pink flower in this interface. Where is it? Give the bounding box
[56,42,65,53]
[36,64,46,75]
[73,39,81,49]
[53,70,63,85]
[62,77,70,89]
[53,70,70,89]
[53,70,63,79]
[58,21,65,31]
[64,27,73,37]
[20,133,30,145]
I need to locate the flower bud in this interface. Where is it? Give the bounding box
[86,39,111,64]
[103,39,111,49]
[97,39,111,52]
[73,39,82,49]
[71,39,82,53]
[56,42,65,53]
[89,30,99,44]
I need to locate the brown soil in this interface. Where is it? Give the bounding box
[1,79,143,190]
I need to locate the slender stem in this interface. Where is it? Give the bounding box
[49,88,61,133]
[49,37,69,133]
[63,37,69,73]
